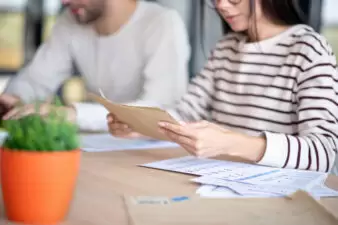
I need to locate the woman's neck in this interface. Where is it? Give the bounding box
[247,20,293,42]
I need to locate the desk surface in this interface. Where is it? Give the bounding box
[0,148,338,225]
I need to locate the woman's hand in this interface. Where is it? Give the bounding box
[107,113,144,139]
[158,120,266,162]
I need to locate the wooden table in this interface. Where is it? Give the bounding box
[1,148,338,225]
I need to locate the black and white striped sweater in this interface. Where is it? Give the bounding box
[171,25,338,173]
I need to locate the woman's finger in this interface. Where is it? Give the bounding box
[158,122,196,139]
[161,128,196,149]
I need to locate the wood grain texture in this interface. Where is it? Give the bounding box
[0,148,336,225]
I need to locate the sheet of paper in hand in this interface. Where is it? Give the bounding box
[88,93,179,141]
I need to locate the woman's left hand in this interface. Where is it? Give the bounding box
[158,120,266,162]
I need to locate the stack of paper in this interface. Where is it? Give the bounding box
[141,156,338,199]
[81,134,179,152]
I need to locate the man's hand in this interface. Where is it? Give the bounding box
[3,103,77,122]
[0,94,21,120]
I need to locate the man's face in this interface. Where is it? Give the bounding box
[62,0,106,24]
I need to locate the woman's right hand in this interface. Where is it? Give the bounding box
[107,113,143,138]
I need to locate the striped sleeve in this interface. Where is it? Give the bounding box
[259,53,338,172]
[169,52,216,122]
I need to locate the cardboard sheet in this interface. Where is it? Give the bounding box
[124,191,338,225]
[88,93,178,141]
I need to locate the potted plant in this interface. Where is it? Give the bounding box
[0,100,81,225]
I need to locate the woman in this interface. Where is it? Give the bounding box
[107,0,338,173]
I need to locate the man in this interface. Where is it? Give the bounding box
[0,0,190,131]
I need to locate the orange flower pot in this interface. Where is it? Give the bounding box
[1,148,81,225]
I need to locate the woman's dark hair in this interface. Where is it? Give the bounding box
[260,0,306,26]
[221,0,307,40]
[200,0,307,57]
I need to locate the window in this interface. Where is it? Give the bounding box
[43,0,60,40]
[0,0,61,74]
[322,0,338,60]
[0,0,27,72]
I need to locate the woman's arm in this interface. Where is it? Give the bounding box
[259,53,338,172]
[168,52,216,122]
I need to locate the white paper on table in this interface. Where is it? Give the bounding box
[80,133,179,152]
[309,183,338,198]
[140,156,274,176]
[197,185,282,198]
[207,166,280,181]
[233,169,327,189]
[194,173,335,198]
[192,176,298,196]
[141,156,332,197]
[197,185,240,198]
[304,174,338,198]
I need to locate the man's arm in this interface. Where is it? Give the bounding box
[72,10,191,132]
[4,11,74,103]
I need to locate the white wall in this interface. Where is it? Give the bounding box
[322,0,338,25]
[0,0,60,15]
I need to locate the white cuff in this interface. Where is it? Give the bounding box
[72,102,109,132]
[257,131,288,168]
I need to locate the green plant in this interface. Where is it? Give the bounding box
[2,100,79,151]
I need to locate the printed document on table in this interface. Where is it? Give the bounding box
[197,185,282,198]
[304,175,338,198]
[192,169,328,197]
[141,156,333,197]
[196,178,338,199]
[210,168,327,189]
[140,156,276,177]
[81,133,178,152]
[197,185,240,198]
[192,176,297,196]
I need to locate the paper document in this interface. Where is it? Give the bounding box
[196,180,338,199]
[304,175,338,198]
[81,133,179,152]
[140,156,274,176]
[142,156,338,199]
[193,176,296,196]
[88,93,178,141]
[193,173,338,198]
[197,185,281,198]
[197,185,240,198]
[227,169,326,188]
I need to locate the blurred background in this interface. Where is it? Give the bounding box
[0,0,336,104]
